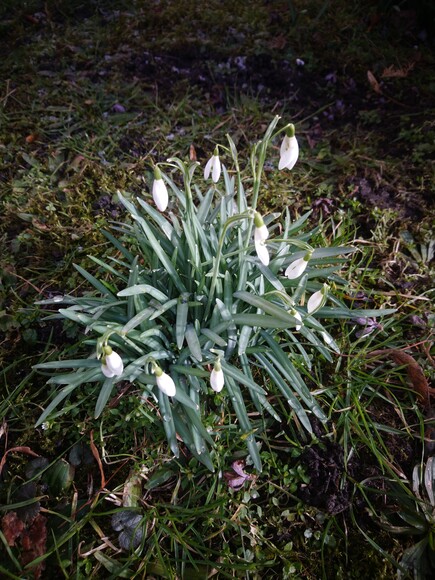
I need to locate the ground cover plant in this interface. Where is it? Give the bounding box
[1,0,434,578]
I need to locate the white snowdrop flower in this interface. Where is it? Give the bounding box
[254,212,269,243]
[204,148,221,183]
[285,251,312,280]
[152,166,169,212]
[290,308,302,331]
[255,240,270,266]
[278,124,299,171]
[154,365,176,397]
[101,347,124,378]
[307,283,329,315]
[210,360,225,393]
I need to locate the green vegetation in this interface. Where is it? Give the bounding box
[1,1,434,578]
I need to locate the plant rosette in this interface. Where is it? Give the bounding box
[34,116,394,471]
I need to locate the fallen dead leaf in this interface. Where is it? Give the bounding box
[367,70,382,94]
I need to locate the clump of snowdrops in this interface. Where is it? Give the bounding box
[35,116,390,470]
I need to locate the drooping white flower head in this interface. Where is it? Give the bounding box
[101,346,124,378]
[307,283,329,315]
[253,212,270,265]
[210,360,225,392]
[285,250,312,280]
[255,240,270,266]
[152,166,169,212]
[290,308,302,331]
[204,147,221,183]
[153,364,176,396]
[254,212,269,243]
[279,124,299,171]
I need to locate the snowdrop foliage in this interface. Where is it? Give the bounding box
[34,115,392,472]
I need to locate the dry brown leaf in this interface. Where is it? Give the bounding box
[90,430,106,489]
[21,514,47,580]
[1,512,25,546]
[189,144,197,162]
[367,70,382,94]
[368,349,435,408]
[269,34,287,50]
[382,61,415,79]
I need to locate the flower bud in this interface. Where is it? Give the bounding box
[204,147,221,183]
[307,283,329,314]
[152,166,169,212]
[210,360,224,392]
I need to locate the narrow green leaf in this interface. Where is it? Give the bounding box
[117,284,169,302]
[47,368,101,386]
[122,307,155,333]
[237,325,253,355]
[176,293,190,349]
[215,298,237,357]
[225,377,262,471]
[88,256,127,281]
[74,264,116,298]
[232,313,298,329]
[94,378,116,418]
[200,328,227,347]
[220,360,266,395]
[317,307,397,319]
[185,325,203,362]
[157,389,179,458]
[36,384,78,426]
[234,291,300,326]
[34,359,100,370]
[254,353,312,433]
[148,298,178,321]
[102,229,135,262]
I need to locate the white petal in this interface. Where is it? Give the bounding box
[254,224,269,242]
[255,240,270,266]
[105,351,124,376]
[307,289,323,314]
[284,257,308,279]
[204,156,213,180]
[211,156,221,183]
[101,364,116,378]
[293,310,302,331]
[156,372,176,396]
[279,135,299,170]
[210,368,225,392]
[152,178,169,212]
